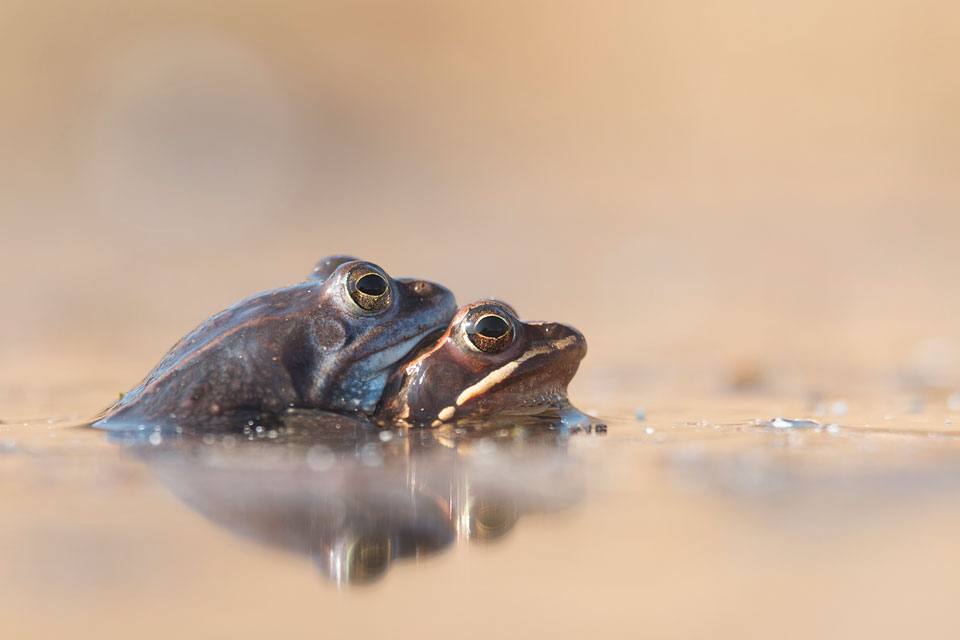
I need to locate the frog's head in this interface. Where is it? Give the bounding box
[309,258,457,413]
[377,300,586,423]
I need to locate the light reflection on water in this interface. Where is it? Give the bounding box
[107,412,588,585]
[8,398,960,637]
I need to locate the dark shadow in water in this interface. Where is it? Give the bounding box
[104,411,589,585]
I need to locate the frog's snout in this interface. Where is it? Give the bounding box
[531,321,588,362]
[397,278,457,320]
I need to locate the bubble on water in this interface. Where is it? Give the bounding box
[826,424,841,434]
[378,430,393,442]
[306,445,334,471]
[360,443,383,467]
[221,435,236,448]
[475,438,496,455]
[267,430,278,439]
[148,432,162,446]
[202,434,215,445]
[645,427,655,435]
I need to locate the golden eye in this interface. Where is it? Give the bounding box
[465,313,514,353]
[346,267,391,313]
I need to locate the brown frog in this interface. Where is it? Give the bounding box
[377,300,587,425]
[94,256,456,430]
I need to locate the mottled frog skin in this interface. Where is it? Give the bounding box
[377,300,586,424]
[94,257,456,430]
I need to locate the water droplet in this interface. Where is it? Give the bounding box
[306,445,334,471]
[360,443,383,467]
[829,400,848,416]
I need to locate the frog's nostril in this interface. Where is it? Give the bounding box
[412,281,444,298]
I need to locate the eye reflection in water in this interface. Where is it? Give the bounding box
[106,411,587,585]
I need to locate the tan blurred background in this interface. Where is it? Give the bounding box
[2,0,960,415]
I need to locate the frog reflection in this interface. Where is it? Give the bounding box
[127,412,585,585]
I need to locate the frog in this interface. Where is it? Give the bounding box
[93,256,457,430]
[376,300,587,425]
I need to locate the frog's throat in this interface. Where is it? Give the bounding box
[338,323,449,413]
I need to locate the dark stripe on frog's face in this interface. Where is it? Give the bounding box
[377,301,586,424]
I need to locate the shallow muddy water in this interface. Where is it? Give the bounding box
[5,381,960,639]
[5,1,960,636]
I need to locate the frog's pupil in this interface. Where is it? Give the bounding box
[357,273,388,296]
[476,315,509,338]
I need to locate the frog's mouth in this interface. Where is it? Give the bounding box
[364,324,447,379]
[397,326,447,362]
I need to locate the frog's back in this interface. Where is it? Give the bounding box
[95,282,322,429]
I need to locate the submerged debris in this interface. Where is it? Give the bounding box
[767,417,823,430]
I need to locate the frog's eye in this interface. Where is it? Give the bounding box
[465,312,514,353]
[346,266,391,313]
[343,535,392,583]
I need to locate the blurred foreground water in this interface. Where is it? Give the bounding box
[5,386,960,639]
